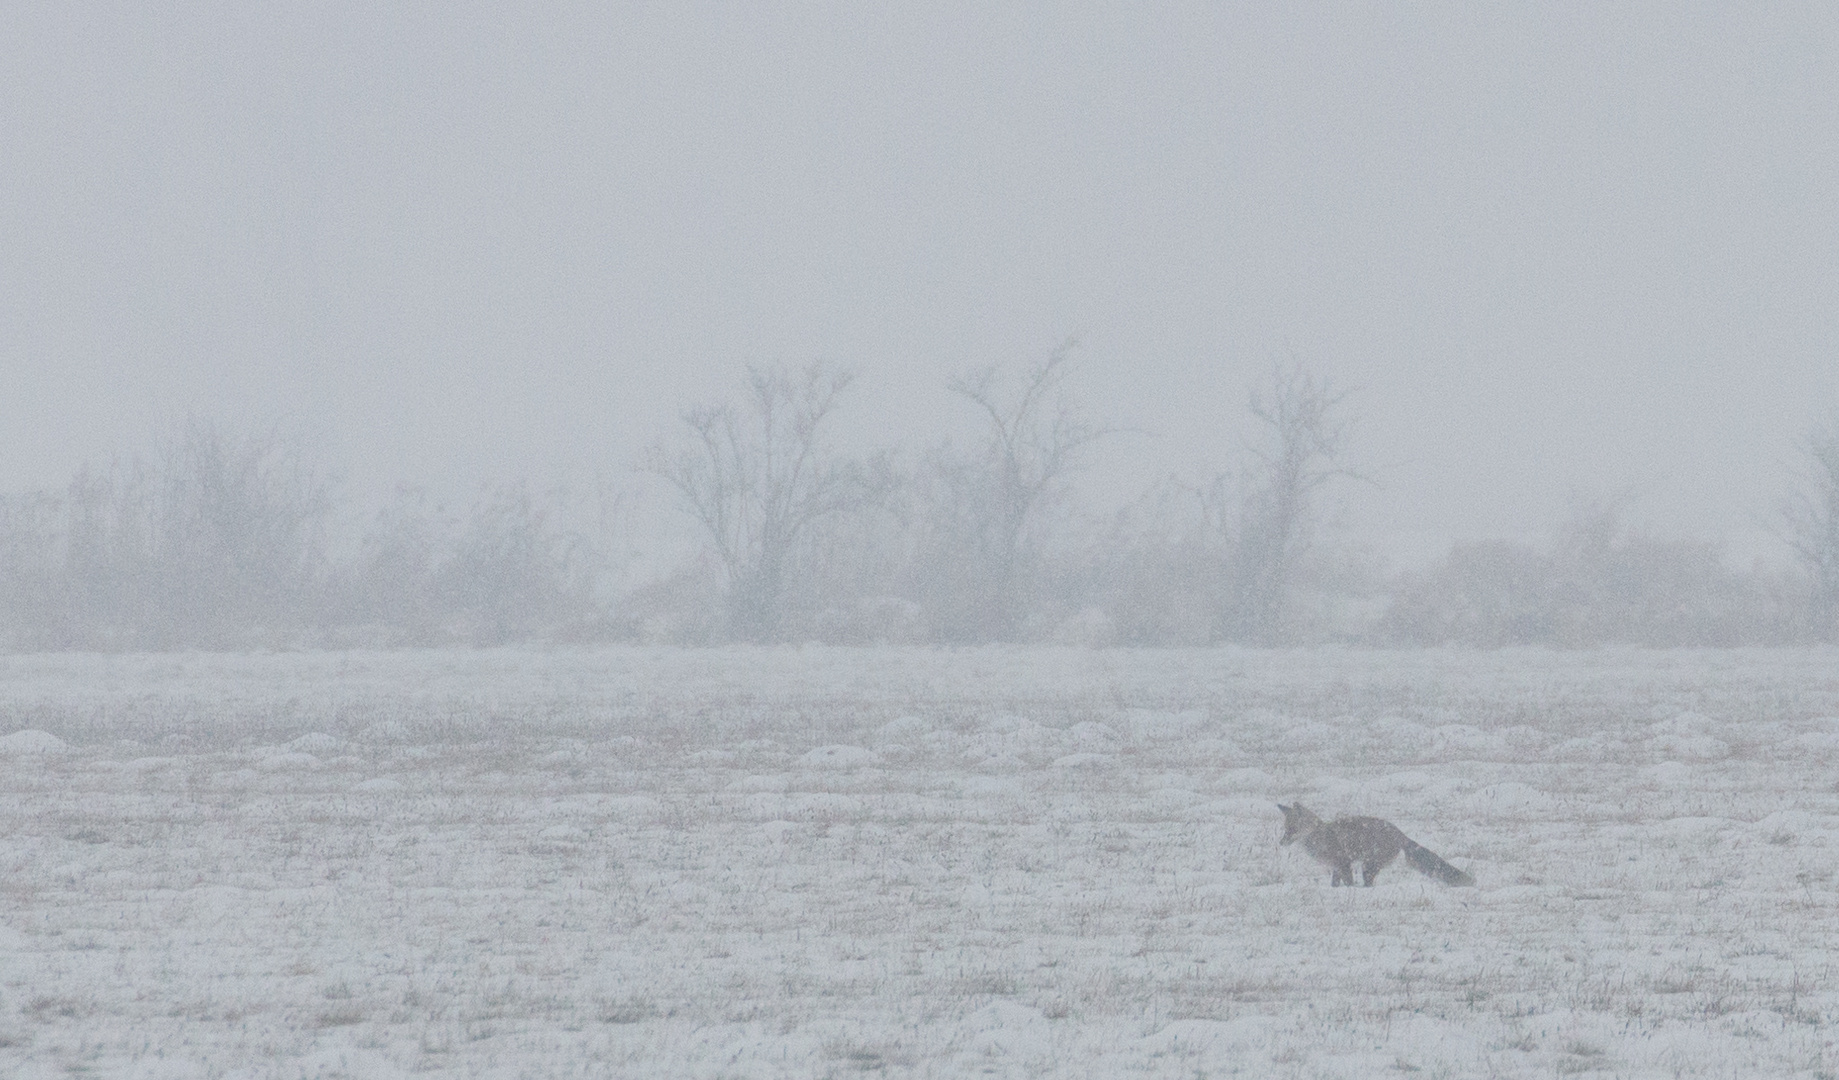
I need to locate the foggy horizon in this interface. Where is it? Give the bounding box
[6,4,1836,571]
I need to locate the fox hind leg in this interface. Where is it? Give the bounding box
[1362,849,1401,886]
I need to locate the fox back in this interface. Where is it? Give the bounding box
[1278,802,1473,887]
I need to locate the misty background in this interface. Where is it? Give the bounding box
[3,4,1836,649]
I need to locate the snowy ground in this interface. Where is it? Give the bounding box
[2,646,1839,1078]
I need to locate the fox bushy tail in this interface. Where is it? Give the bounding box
[1403,839,1475,886]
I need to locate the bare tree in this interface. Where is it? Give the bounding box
[334,480,617,646]
[1782,415,1839,640]
[1226,360,1362,645]
[0,489,66,649]
[649,363,887,643]
[1086,477,1228,646]
[59,461,156,647]
[438,482,601,644]
[149,420,334,646]
[0,421,335,650]
[926,340,1109,640]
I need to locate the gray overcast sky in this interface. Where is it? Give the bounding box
[4,3,1835,564]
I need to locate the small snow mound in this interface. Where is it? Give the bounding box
[353,776,403,793]
[1069,722,1118,747]
[274,1048,407,1080]
[1466,781,1553,814]
[539,824,586,842]
[1556,735,1612,757]
[1203,795,1280,819]
[1315,775,1375,801]
[1143,788,1203,815]
[959,1001,1054,1058]
[1216,767,1277,793]
[966,751,1026,773]
[1125,708,1206,741]
[1050,752,1115,770]
[1371,714,1430,737]
[963,716,1049,762]
[605,795,665,819]
[980,712,1030,734]
[726,774,789,793]
[1753,809,1815,837]
[0,730,67,755]
[964,1000,1049,1029]
[257,752,321,772]
[1660,816,1730,836]
[1642,761,1693,786]
[287,733,345,755]
[1651,734,1728,761]
[1650,711,1716,736]
[964,775,1027,797]
[1433,724,1506,755]
[358,721,408,743]
[1378,771,1435,792]
[1183,737,1239,764]
[1281,720,1338,750]
[799,744,879,769]
[786,792,860,819]
[1646,713,1728,759]
[879,715,930,740]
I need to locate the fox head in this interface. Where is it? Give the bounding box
[1277,802,1320,845]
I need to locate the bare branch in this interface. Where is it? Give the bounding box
[645,361,879,642]
[930,339,1110,640]
[1778,414,1839,638]
[1228,359,1365,645]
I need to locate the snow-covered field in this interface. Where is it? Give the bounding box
[2,647,1838,1078]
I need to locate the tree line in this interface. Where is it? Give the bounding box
[2,355,1835,650]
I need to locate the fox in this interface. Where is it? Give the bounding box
[1277,803,1474,887]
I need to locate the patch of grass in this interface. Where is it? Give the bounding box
[314,1006,366,1028]
[823,1039,914,1073]
[956,972,1021,997]
[24,996,92,1021]
[1651,973,1698,995]
[598,997,657,1024]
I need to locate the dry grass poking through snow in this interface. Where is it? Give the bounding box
[0,646,1838,1077]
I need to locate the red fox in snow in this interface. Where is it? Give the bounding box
[1278,803,1474,887]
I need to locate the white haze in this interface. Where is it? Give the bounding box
[3,3,1836,566]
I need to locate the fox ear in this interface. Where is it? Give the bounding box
[1276,803,1290,814]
